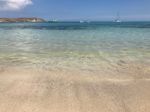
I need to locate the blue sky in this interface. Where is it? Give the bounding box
[0,0,150,21]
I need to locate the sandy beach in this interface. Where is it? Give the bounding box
[0,61,150,112]
[0,22,150,112]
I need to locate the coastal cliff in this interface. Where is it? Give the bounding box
[0,18,46,23]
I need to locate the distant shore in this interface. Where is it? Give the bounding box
[0,17,46,23]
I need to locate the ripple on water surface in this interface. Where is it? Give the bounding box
[0,22,150,69]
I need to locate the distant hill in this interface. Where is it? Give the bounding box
[0,18,46,23]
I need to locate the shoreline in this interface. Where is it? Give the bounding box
[0,22,150,112]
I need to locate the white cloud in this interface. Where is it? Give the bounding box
[0,0,33,11]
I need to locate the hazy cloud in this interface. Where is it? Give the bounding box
[0,0,32,11]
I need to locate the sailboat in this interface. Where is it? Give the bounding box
[114,13,122,23]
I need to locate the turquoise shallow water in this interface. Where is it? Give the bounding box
[0,22,150,69]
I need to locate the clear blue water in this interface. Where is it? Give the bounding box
[0,22,150,69]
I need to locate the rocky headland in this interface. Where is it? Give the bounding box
[0,17,46,23]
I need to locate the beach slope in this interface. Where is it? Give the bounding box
[0,66,150,112]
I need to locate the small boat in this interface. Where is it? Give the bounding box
[79,20,84,23]
[48,19,58,23]
[114,13,122,23]
[115,19,122,23]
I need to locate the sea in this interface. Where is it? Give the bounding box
[0,22,150,70]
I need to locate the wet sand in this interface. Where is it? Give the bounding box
[0,62,150,112]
